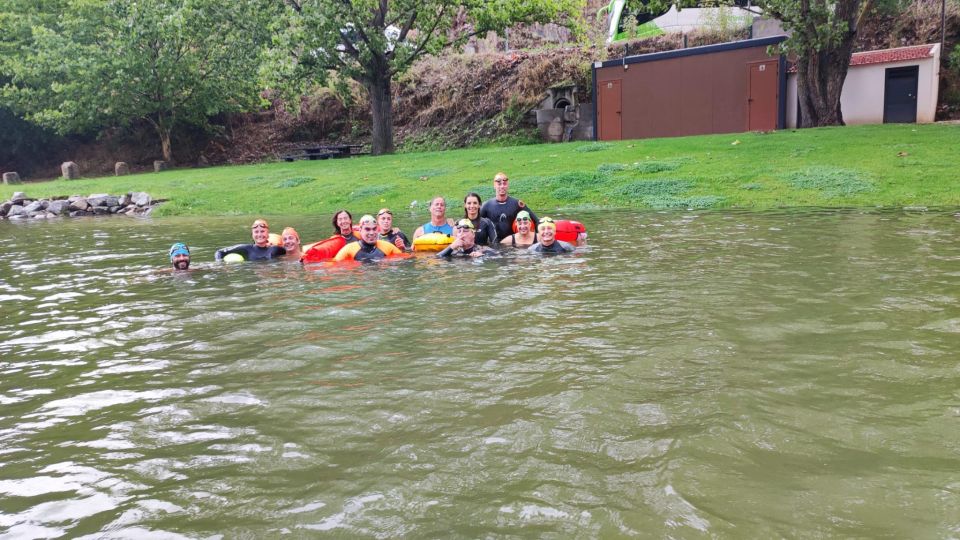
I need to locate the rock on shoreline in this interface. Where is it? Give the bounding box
[0,191,163,220]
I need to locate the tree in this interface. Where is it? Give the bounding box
[270,0,584,155]
[758,0,875,127]
[1,0,274,164]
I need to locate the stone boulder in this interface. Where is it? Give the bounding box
[86,194,110,207]
[115,162,130,176]
[11,192,28,204]
[7,205,26,217]
[2,172,21,185]
[131,192,152,207]
[23,200,45,214]
[154,160,169,172]
[69,198,90,212]
[61,162,80,180]
[47,200,71,215]
[118,193,132,207]
[0,201,10,217]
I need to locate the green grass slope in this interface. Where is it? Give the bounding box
[3,123,958,217]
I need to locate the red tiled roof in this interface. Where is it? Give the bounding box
[850,44,935,66]
[787,44,936,73]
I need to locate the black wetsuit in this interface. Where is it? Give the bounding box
[436,244,493,258]
[339,232,360,244]
[337,240,400,261]
[379,229,410,250]
[480,197,538,241]
[528,240,574,253]
[467,217,498,247]
[215,244,286,261]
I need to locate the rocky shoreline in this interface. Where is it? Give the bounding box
[0,191,162,220]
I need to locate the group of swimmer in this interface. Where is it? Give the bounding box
[167,172,582,270]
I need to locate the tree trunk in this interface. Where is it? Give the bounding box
[795,0,860,128]
[159,129,173,164]
[147,116,175,164]
[367,75,394,155]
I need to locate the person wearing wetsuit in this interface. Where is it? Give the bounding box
[499,210,537,248]
[462,192,498,247]
[479,172,538,242]
[413,196,456,240]
[528,217,574,254]
[332,209,361,244]
[214,218,286,261]
[437,219,495,258]
[334,215,403,261]
[376,208,410,250]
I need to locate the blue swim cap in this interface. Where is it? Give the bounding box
[169,242,190,261]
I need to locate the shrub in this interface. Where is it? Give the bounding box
[552,187,583,200]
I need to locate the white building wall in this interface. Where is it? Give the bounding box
[785,45,940,128]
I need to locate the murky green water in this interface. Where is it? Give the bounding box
[1,209,959,538]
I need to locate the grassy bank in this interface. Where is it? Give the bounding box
[3,123,959,217]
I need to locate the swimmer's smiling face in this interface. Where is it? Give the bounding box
[172,254,190,270]
[360,223,379,244]
[516,215,532,234]
[464,195,481,219]
[282,232,299,252]
[538,224,555,245]
[251,223,269,246]
[335,212,353,235]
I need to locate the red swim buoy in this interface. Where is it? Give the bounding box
[301,236,347,263]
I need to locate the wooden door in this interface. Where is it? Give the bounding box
[748,60,778,131]
[884,66,918,123]
[598,79,622,140]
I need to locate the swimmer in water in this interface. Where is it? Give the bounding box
[334,214,404,261]
[332,209,360,244]
[214,218,287,261]
[499,210,537,248]
[462,192,498,247]
[376,208,410,250]
[281,227,302,260]
[169,242,191,270]
[413,196,456,240]
[480,172,538,241]
[436,219,495,258]
[528,217,574,253]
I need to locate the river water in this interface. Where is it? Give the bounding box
[1,209,958,538]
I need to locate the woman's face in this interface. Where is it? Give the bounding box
[464,196,480,218]
[377,213,393,232]
[336,212,353,234]
[252,223,269,246]
[516,215,532,234]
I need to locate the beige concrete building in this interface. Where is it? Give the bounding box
[786,44,941,127]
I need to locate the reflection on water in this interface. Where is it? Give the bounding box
[1,209,960,537]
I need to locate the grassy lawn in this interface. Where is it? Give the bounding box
[3,123,959,217]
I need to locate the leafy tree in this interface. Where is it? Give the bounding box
[758,0,877,126]
[270,0,584,155]
[2,0,274,164]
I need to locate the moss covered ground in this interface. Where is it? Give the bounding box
[3,123,958,217]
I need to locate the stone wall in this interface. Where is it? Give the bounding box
[0,191,161,220]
